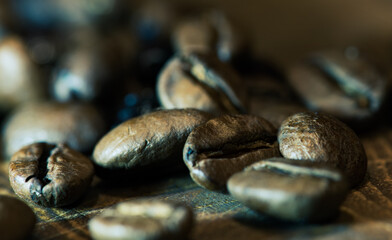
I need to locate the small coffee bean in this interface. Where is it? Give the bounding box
[157,56,241,115]
[93,109,212,172]
[0,36,45,112]
[227,158,349,222]
[183,114,280,190]
[2,101,105,158]
[278,112,367,187]
[205,10,244,62]
[0,195,36,240]
[9,142,94,207]
[88,199,193,240]
[288,50,387,123]
[181,52,247,113]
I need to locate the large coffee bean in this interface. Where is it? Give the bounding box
[0,195,36,240]
[0,36,45,112]
[2,101,105,158]
[9,142,94,207]
[288,50,387,123]
[278,112,367,187]
[227,158,349,222]
[183,114,280,190]
[157,56,241,115]
[93,109,212,172]
[88,199,193,240]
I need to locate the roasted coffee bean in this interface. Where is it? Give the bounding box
[52,28,136,102]
[0,195,36,240]
[93,109,212,172]
[9,142,94,207]
[88,199,193,240]
[183,114,280,190]
[278,112,367,187]
[157,56,242,115]
[227,158,349,222]
[2,101,105,158]
[0,36,45,112]
[182,52,247,113]
[288,50,387,123]
[205,10,244,62]
[172,10,243,62]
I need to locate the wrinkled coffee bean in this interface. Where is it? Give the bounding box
[2,101,105,158]
[227,157,349,222]
[157,56,242,114]
[0,36,45,112]
[93,109,212,172]
[183,114,280,190]
[247,75,306,129]
[0,194,36,240]
[288,50,387,123]
[278,112,367,187]
[9,142,94,207]
[88,199,193,240]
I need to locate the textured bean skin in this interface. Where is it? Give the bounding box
[93,109,212,171]
[228,158,349,222]
[184,114,280,190]
[9,143,94,207]
[278,112,367,187]
[88,200,193,240]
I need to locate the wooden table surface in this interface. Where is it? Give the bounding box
[1,0,392,239]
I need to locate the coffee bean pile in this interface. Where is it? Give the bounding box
[0,1,386,239]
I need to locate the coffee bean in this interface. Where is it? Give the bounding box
[183,114,280,190]
[0,195,36,240]
[157,56,242,115]
[278,112,367,187]
[181,52,247,113]
[93,109,212,172]
[9,142,94,207]
[227,157,349,222]
[0,36,45,112]
[2,101,106,158]
[88,199,193,240]
[288,50,387,124]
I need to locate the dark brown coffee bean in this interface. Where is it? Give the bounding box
[157,56,242,115]
[278,112,367,187]
[88,199,193,240]
[183,114,280,190]
[288,50,387,123]
[9,142,94,207]
[0,195,36,240]
[0,36,45,112]
[227,158,349,222]
[181,52,247,113]
[2,101,105,158]
[93,109,212,172]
